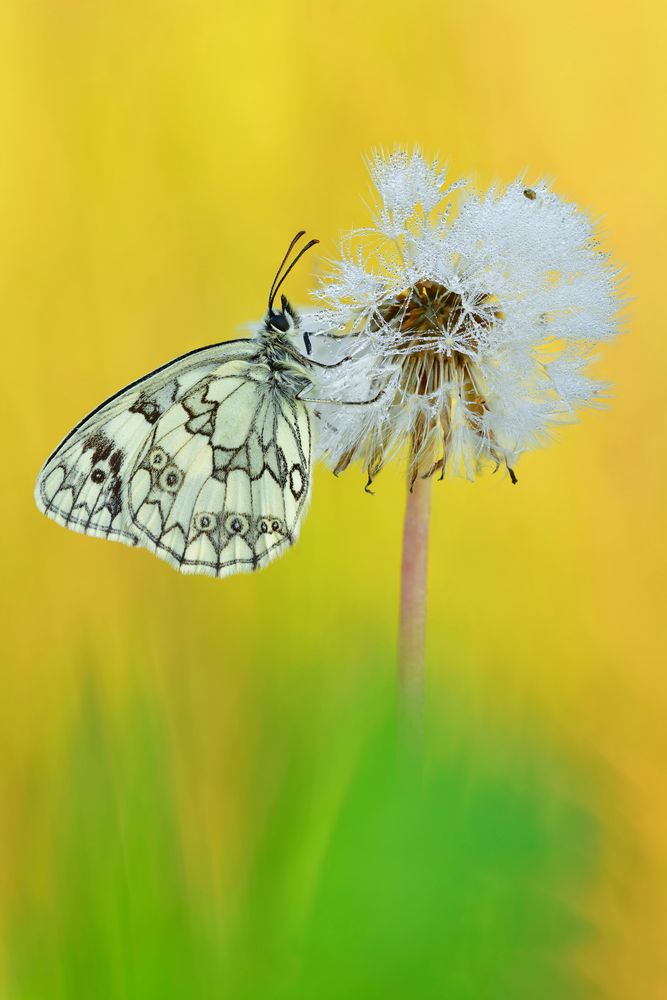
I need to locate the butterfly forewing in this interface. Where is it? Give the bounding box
[35,338,312,577]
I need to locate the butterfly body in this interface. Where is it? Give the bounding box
[35,235,323,578]
[253,325,314,398]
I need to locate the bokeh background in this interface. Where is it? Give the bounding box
[1,1,665,997]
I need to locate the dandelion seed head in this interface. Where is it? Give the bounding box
[309,148,623,488]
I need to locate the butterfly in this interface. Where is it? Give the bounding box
[35,232,339,578]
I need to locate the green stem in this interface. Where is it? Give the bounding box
[397,473,433,742]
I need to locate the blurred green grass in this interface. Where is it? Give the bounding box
[8,656,596,1000]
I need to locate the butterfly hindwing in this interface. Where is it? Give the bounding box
[127,367,312,576]
[36,338,313,577]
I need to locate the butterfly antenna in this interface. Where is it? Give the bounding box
[269,237,320,311]
[268,231,306,312]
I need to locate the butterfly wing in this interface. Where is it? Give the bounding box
[127,364,312,576]
[36,338,312,577]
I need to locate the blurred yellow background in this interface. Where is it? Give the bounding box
[1,1,665,997]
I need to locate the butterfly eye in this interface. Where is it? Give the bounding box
[159,464,183,493]
[225,514,249,536]
[148,447,168,469]
[269,311,290,333]
[194,512,216,532]
[523,188,537,200]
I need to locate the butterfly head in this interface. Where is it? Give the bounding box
[265,231,319,339]
[266,293,298,334]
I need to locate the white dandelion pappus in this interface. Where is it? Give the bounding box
[35,233,341,578]
[308,148,623,490]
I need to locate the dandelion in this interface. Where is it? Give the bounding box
[308,148,623,737]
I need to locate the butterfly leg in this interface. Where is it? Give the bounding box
[303,354,353,370]
[302,331,357,356]
[296,385,387,406]
[286,343,352,369]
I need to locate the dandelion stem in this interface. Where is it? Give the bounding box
[397,473,432,742]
